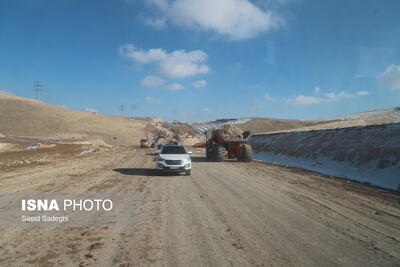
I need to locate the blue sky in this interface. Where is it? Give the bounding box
[1,0,400,122]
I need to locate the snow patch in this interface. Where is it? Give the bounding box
[250,123,400,190]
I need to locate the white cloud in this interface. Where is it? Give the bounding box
[159,50,210,78]
[144,96,161,103]
[192,80,207,88]
[119,44,167,64]
[314,86,320,94]
[145,0,283,40]
[84,108,98,114]
[264,93,273,101]
[377,64,400,91]
[287,95,324,105]
[287,90,369,105]
[140,75,165,88]
[324,91,352,101]
[356,90,369,96]
[167,82,184,91]
[119,44,210,78]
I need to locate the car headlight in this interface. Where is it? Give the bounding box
[186,156,191,162]
[157,157,165,162]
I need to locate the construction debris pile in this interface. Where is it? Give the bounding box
[217,124,243,139]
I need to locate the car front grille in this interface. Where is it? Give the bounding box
[165,160,182,165]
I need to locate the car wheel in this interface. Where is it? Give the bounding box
[186,170,191,176]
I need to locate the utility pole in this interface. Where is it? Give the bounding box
[120,104,125,116]
[33,81,43,100]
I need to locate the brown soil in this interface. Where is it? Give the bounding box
[0,92,150,145]
[0,147,399,266]
[235,118,312,134]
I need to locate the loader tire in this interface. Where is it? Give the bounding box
[206,147,211,159]
[240,144,253,162]
[215,145,225,162]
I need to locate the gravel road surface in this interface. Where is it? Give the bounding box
[0,147,399,266]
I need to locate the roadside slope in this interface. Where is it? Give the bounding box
[0,92,148,145]
[250,123,400,190]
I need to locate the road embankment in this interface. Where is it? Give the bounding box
[250,123,400,190]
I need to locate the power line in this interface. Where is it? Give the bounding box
[33,81,43,100]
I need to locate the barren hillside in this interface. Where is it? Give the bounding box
[235,117,313,134]
[191,118,312,134]
[305,107,400,130]
[255,108,400,134]
[234,107,400,134]
[0,92,150,145]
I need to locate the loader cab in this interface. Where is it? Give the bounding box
[140,139,149,148]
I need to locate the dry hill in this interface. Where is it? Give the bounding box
[235,108,400,134]
[235,118,313,134]
[0,92,150,145]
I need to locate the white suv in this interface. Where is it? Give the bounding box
[156,145,192,175]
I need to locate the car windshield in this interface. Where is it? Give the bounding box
[161,146,186,154]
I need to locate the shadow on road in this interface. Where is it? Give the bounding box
[113,168,159,176]
[113,168,184,176]
[190,156,209,162]
[190,156,241,163]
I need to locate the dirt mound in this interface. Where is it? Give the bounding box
[178,136,204,147]
[0,92,149,145]
[217,124,243,139]
[161,123,198,137]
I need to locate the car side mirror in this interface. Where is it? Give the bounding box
[155,152,159,155]
[188,151,193,155]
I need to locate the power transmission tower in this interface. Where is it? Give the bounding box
[33,81,43,100]
[120,104,125,116]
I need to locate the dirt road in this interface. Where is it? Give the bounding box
[0,147,399,266]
